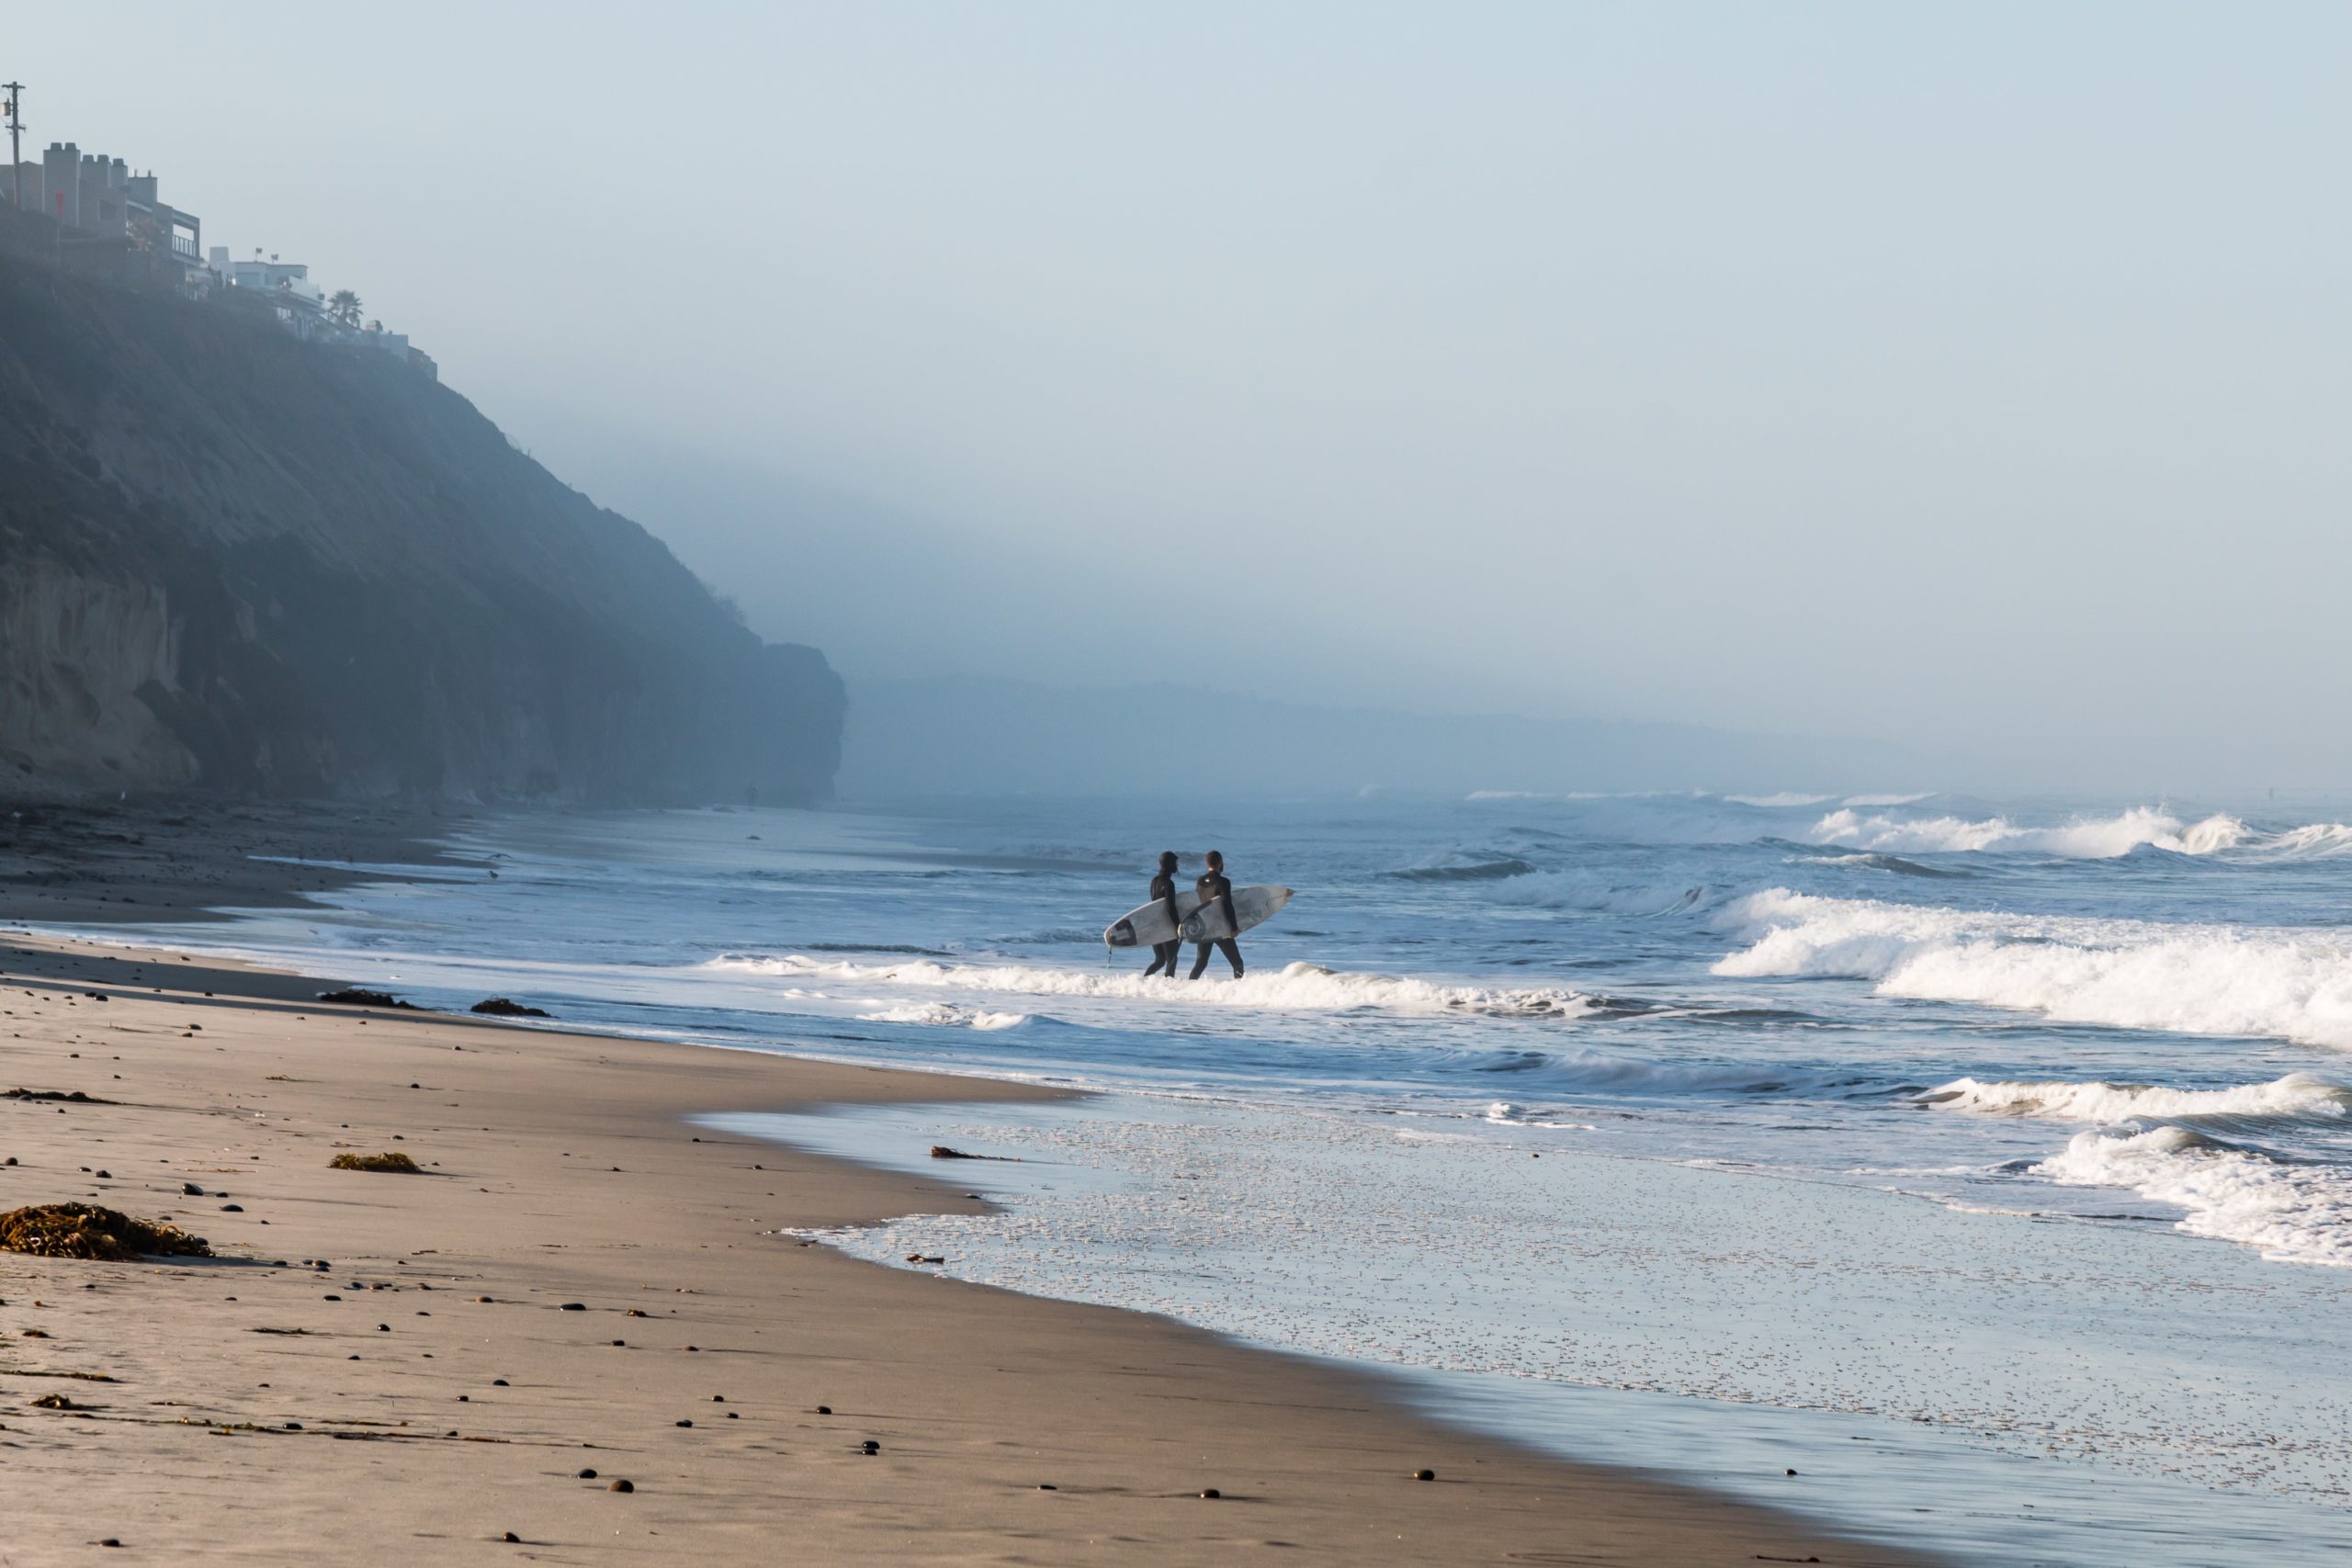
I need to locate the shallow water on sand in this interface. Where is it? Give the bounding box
[63,789,2352,1562]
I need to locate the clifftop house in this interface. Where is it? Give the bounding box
[1,141,204,284]
[2,131,435,381]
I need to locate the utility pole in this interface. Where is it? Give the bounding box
[2,83,23,209]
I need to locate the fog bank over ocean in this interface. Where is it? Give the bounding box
[840,675,1919,800]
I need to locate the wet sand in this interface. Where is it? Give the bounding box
[0,819,1928,1564]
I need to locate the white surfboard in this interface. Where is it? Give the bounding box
[1104,885,1295,948]
[1181,886,1294,943]
[1103,890,1204,949]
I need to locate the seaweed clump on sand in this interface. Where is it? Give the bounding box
[0,1204,212,1260]
[328,1152,421,1173]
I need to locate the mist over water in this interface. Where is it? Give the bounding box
[19,6,2350,788]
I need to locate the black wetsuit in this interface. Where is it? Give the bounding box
[1188,867,1244,979]
[1141,869,1183,977]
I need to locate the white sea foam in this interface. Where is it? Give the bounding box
[1805,806,2248,858]
[1841,792,1935,807]
[1724,792,1834,808]
[856,1002,1028,1031]
[1482,1101,1600,1130]
[2035,1126,2352,1267]
[1923,1073,2352,1125]
[1716,890,2352,1049]
[714,953,1596,1019]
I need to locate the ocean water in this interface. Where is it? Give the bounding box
[64,789,2352,1564]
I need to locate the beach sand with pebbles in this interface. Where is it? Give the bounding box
[0,824,1926,1564]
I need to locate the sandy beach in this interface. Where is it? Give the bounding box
[0,835,1922,1565]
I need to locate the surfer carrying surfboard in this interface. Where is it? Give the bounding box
[1189,850,1247,980]
[1141,851,1184,978]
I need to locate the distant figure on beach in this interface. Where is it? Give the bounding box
[1141,851,1184,978]
[1190,849,1246,980]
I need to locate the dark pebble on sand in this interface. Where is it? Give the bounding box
[503,1532,520,1543]
[577,1468,597,1479]
[1785,1467,1798,1476]
[814,1404,831,1415]
[559,1302,586,1311]
[1414,1469,1435,1482]
[607,1479,634,1494]
[220,1203,243,1212]
[712,1394,724,1402]
[322,1294,341,1302]
[492,1379,509,1386]
[676,1419,693,1428]
[861,1439,879,1453]
[181,1182,204,1196]
[1037,1483,1057,1491]
[458,1394,469,1403]
[1199,1488,1221,1499]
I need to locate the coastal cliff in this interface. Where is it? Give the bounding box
[0,231,842,804]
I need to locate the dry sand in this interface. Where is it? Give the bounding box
[0,921,1928,1564]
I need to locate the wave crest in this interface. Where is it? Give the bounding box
[1715,890,2352,1049]
[712,953,1596,1020]
[1922,1073,2352,1125]
[2036,1125,2352,1267]
[1805,806,2247,859]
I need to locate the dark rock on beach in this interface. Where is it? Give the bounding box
[470,998,552,1019]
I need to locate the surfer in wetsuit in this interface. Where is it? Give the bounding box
[1189,849,1246,980]
[1141,851,1184,978]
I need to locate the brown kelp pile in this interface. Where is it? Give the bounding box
[328,1152,420,1173]
[0,1204,212,1260]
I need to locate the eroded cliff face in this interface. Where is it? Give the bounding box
[0,245,842,804]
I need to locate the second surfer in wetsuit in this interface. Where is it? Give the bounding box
[1188,849,1245,979]
[1141,851,1183,978]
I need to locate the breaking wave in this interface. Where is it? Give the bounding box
[1724,792,1834,808]
[1922,1073,2352,1126]
[1805,806,2248,859]
[1715,890,2352,1049]
[2035,1125,2352,1267]
[712,953,1597,1020]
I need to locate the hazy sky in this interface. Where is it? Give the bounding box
[18,5,2350,786]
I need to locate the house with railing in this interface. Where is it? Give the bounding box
[1,141,204,288]
[3,116,434,379]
